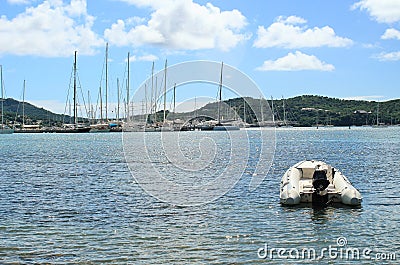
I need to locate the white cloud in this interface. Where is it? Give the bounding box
[256,51,335,71]
[373,51,400,61]
[126,54,159,62]
[125,16,146,26]
[253,15,353,49]
[352,0,400,23]
[277,15,307,25]
[105,0,249,51]
[0,0,104,57]
[104,19,164,47]
[362,43,380,48]
[381,28,400,40]
[137,54,159,61]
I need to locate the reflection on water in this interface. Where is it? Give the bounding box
[0,127,399,264]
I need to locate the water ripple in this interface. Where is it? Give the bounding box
[0,128,399,264]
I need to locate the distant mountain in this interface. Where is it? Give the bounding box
[1,98,74,126]
[2,95,400,127]
[164,95,400,127]
[275,95,400,126]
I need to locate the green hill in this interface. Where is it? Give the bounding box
[1,95,400,127]
[167,95,400,127]
[1,98,73,127]
[274,95,400,126]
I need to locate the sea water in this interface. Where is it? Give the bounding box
[0,127,399,264]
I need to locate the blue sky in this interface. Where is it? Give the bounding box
[1,0,399,115]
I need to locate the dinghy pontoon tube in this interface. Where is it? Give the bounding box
[280,160,362,206]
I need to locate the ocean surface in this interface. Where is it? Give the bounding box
[0,127,399,264]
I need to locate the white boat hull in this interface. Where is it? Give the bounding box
[280,160,362,206]
[89,124,110,133]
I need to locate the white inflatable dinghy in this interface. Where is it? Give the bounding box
[280,160,362,206]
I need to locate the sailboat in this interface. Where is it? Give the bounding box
[158,59,174,131]
[280,96,293,127]
[213,62,240,131]
[122,52,148,132]
[90,123,110,132]
[14,80,40,133]
[372,102,387,127]
[56,51,90,133]
[90,43,111,133]
[0,65,14,134]
[122,52,138,132]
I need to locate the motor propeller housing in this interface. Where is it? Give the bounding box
[312,169,330,192]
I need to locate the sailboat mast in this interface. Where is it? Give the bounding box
[150,62,154,123]
[105,42,109,122]
[68,99,72,124]
[243,98,246,124]
[127,52,130,122]
[73,51,78,125]
[271,96,275,124]
[1,65,3,127]
[144,78,151,119]
[117,78,120,121]
[195,96,198,119]
[99,85,103,121]
[144,84,147,122]
[155,77,158,120]
[22,80,26,127]
[376,103,379,125]
[173,83,176,114]
[217,62,223,125]
[163,59,167,123]
[260,96,264,123]
[87,90,91,123]
[282,96,287,126]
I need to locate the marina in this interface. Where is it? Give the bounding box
[2,56,399,132]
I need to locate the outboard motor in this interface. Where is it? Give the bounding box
[312,169,330,206]
[312,169,329,192]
